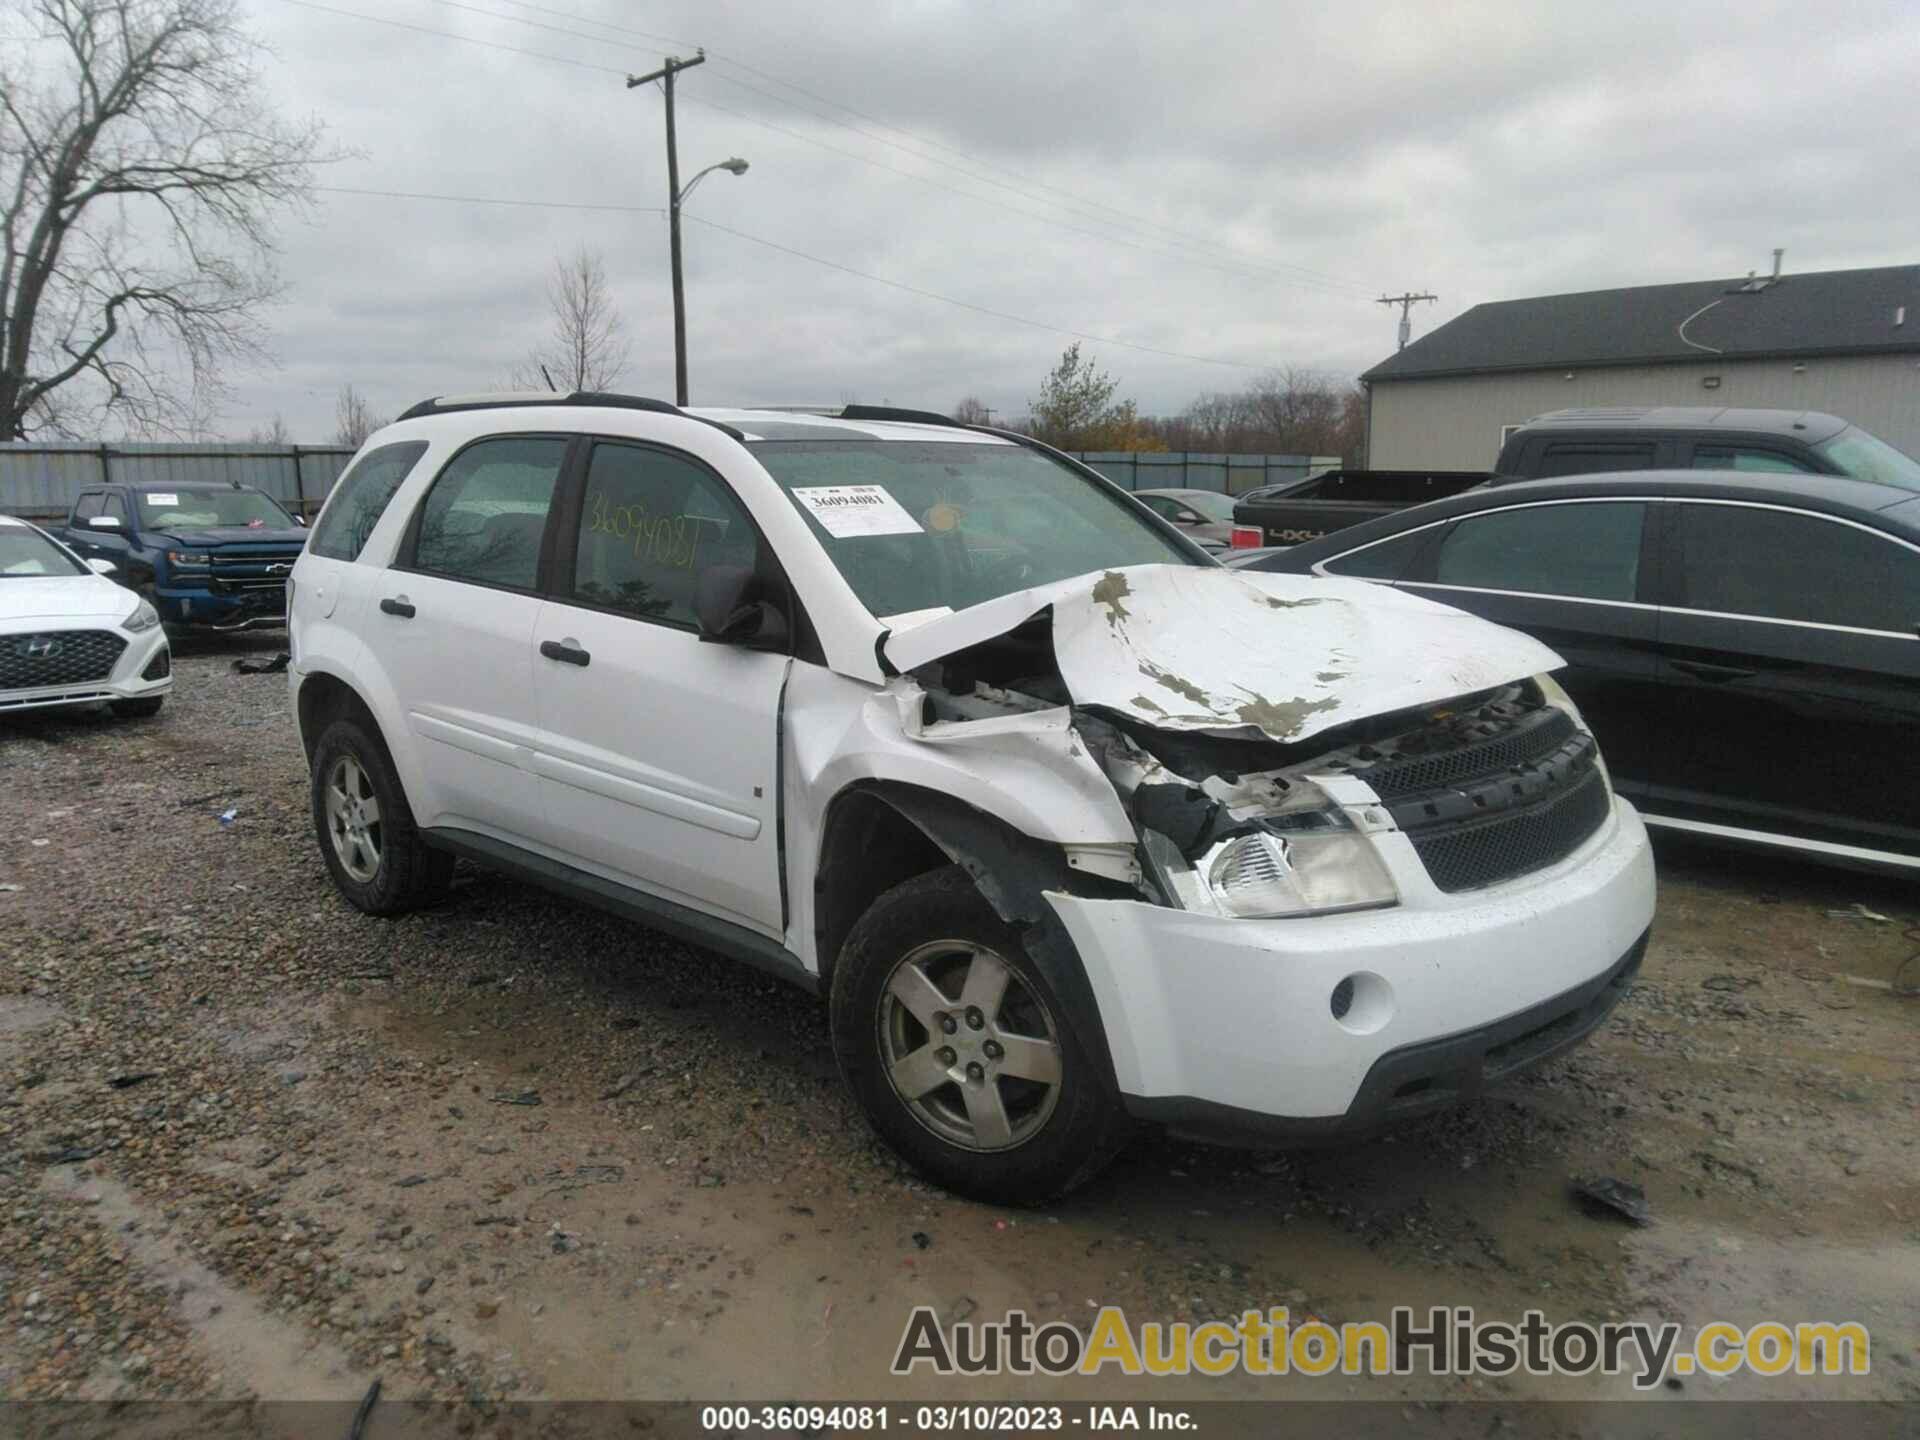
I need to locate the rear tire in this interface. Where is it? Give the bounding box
[310,717,453,915]
[109,696,164,719]
[830,866,1127,1204]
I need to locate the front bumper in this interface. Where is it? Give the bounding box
[0,624,172,715]
[155,582,287,629]
[1046,795,1656,1137]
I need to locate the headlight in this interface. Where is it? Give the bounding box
[123,599,161,633]
[1202,827,1397,919]
[166,550,210,567]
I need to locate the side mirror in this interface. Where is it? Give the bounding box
[87,514,121,530]
[87,558,117,576]
[695,564,790,651]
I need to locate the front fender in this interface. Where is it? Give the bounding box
[780,661,1135,968]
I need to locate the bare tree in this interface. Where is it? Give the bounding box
[246,411,289,445]
[951,395,990,425]
[333,383,385,448]
[1147,368,1366,461]
[0,0,334,439]
[512,246,631,393]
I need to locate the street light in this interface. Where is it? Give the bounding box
[665,155,748,406]
[680,156,749,206]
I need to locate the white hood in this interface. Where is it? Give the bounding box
[882,564,1563,745]
[0,574,138,625]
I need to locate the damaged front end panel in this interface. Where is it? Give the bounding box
[885,565,1610,918]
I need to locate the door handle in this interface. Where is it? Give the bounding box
[379,597,415,618]
[1670,658,1754,683]
[539,639,591,667]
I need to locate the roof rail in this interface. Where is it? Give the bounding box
[392,390,744,440]
[836,404,969,429]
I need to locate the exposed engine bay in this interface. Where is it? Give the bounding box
[903,595,1603,921]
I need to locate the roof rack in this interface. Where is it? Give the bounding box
[836,404,971,429]
[394,390,744,440]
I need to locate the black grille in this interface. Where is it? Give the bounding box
[142,647,172,680]
[0,630,127,689]
[1354,707,1576,801]
[208,553,301,591]
[1409,766,1611,893]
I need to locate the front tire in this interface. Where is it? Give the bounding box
[310,718,453,915]
[830,866,1127,1204]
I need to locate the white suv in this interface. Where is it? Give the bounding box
[288,394,1655,1203]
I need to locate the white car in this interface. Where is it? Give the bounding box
[0,516,171,718]
[288,396,1655,1203]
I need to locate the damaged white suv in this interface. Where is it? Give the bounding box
[289,394,1655,1202]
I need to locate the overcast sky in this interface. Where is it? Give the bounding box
[211,0,1920,440]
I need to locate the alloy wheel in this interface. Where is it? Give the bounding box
[324,753,383,884]
[878,940,1063,1152]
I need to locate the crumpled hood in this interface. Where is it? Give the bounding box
[882,564,1563,744]
[0,574,138,623]
[155,526,307,548]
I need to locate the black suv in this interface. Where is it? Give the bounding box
[1493,405,1920,484]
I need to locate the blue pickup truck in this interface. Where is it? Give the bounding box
[57,480,308,630]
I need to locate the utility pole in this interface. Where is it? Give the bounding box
[1377,291,1437,351]
[627,50,707,405]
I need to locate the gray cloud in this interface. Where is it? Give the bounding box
[212,0,1920,439]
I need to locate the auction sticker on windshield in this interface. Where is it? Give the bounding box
[792,485,924,538]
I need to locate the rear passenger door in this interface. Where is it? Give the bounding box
[1397,499,1662,801]
[528,439,790,936]
[1649,502,1920,856]
[367,434,572,840]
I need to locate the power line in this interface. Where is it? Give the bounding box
[297,0,1359,295]
[276,0,626,75]
[671,90,1362,297]
[405,0,1375,294]
[305,181,1269,371]
[316,184,662,214]
[679,214,1267,371]
[478,0,1376,292]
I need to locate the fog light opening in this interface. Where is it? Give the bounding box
[1331,971,1394,1035]
[1329,977,1355,1020]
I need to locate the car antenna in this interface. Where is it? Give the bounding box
[540,364,557,392]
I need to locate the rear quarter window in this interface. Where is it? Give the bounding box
[309,442,430,561]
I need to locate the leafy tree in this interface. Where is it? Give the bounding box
[1026,344,1161,450]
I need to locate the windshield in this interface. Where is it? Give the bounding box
[751,440,1199,618]
[137,488,297,530]
[1182,491,1237,522]
[0,525,86,577]
[1815,427,1920,492]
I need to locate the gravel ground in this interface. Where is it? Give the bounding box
[2,636,1916,1430]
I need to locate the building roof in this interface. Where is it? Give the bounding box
[1364,264,1920,382]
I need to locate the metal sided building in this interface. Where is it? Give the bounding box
[1362,261,1920,469]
